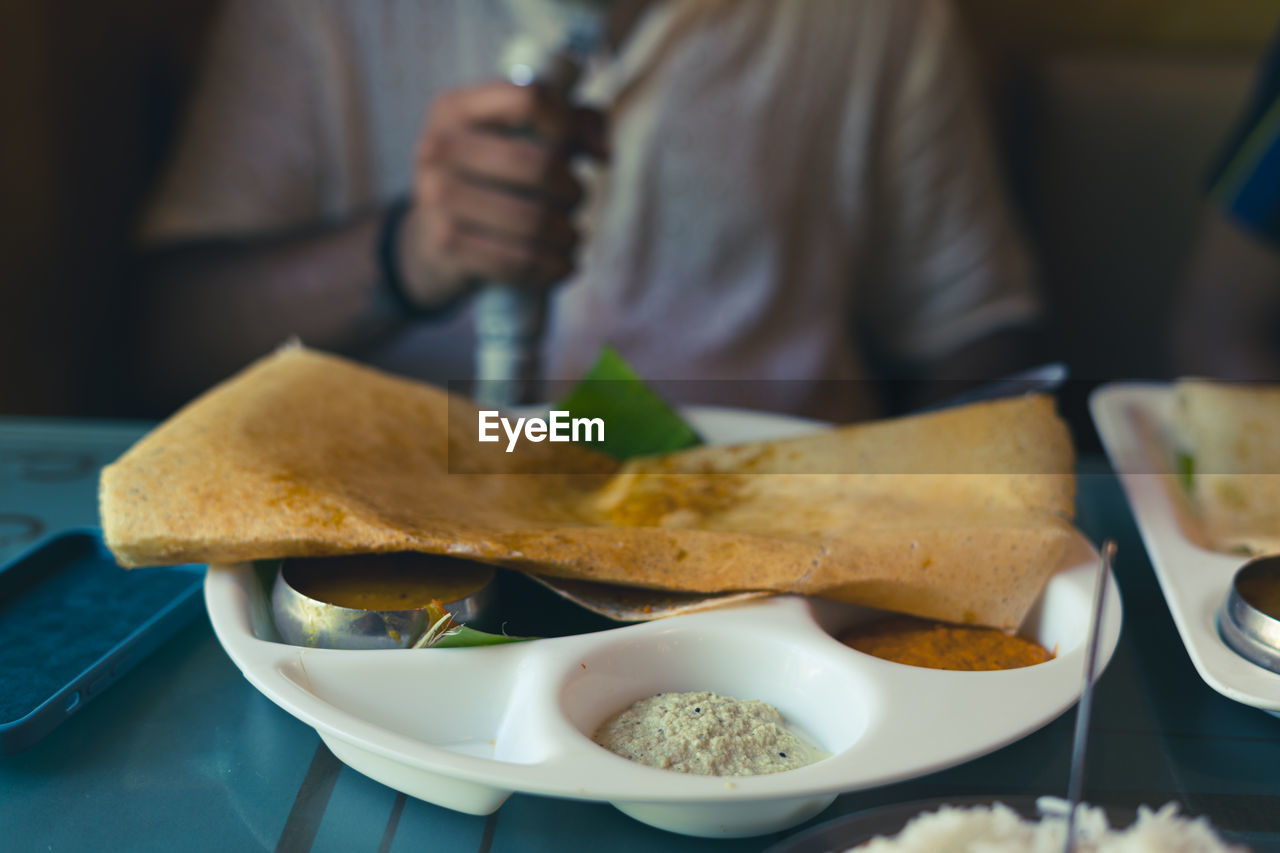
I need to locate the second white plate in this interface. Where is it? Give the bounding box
[1091,383,1280,713]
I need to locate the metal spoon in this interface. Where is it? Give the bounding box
[915,362,1069,413]
[1061,539,1115,852]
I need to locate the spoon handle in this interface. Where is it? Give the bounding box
[1062,539,1115,852]
[913,362,1069,414]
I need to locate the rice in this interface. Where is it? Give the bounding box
[849,798,1247,852]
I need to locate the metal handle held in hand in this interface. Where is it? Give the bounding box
[474,285,549,408]
[474,25,599,409]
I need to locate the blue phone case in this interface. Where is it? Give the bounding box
[0,528,204,754]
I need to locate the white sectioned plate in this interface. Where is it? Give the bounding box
[1090,383,1280,714]
[205,407,1122,838]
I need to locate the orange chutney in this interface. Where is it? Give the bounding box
[840,616,1054,671]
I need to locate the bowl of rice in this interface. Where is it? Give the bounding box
[765,795,1248,852]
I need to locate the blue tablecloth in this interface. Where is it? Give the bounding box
[0,418,1277,852]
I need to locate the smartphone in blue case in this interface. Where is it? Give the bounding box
[0,528,203,753]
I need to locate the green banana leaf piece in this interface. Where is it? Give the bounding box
[555,345,702,459]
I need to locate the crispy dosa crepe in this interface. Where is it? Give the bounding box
[524,575,773,620]
[101,345,1077,630]
[1173,379,1280,555]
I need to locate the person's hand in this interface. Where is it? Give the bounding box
[397,81,608,309]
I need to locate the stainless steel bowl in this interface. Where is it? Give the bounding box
[271,553,498,649]
[1218,554,1280,675]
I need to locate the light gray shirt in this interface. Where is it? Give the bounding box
[141,0,1039,419]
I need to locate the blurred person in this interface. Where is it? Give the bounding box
[1173,31,1280,381]
[134,0,1041,419]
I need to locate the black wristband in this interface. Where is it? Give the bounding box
[376,195,465,320]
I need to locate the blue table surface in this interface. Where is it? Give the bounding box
[0,417,1277,852]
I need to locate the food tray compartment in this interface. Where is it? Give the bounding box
[206,528,1119,838]
[281,647,530,761]
[557,603,874,764]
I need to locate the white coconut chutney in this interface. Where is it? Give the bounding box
[592,690,822,776]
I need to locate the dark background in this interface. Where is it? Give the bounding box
[1,0,1277,421]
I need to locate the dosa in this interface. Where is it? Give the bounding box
[1173,379,1280,555]
[100,346,1077,630]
